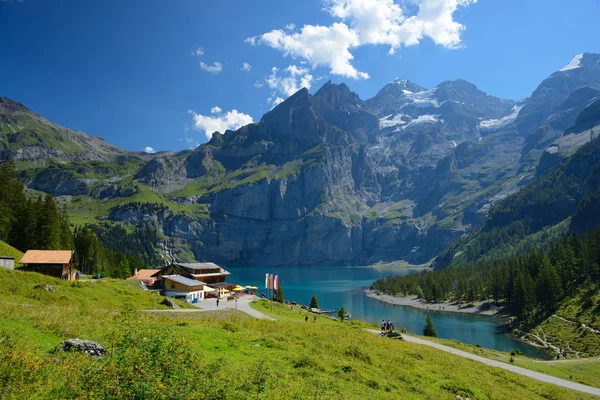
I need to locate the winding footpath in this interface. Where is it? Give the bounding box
[366,329,600,398]
[141,296,274,320]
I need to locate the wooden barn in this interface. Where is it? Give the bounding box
[20,250,75,280]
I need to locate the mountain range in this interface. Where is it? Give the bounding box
[2,53,600,266]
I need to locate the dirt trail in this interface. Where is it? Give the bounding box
[365,329,600,398]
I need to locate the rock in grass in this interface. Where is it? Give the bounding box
[34,283,56,293]
[161,297,179,309]
[383,331,403,340]
[55,339,107,357]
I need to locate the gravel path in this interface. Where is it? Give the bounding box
[366,329,600,397]
[142,296,274,320]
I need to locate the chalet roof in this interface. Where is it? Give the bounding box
[20,250,73,265]
[129,269,161,281]
[191,272,231,278]
[163,275,206,288]
[207,282,237,289]
[175,262,227,272]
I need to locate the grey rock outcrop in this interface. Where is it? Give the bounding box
[54,339,107,357]
[161,297,179,309]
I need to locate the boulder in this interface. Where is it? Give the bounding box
[55,339,107,357]
[161,297,180,309]
[383,331,403,340]
[34,283,56,293]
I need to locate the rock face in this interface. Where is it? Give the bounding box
[54,339,107,357]
[5,54,600,266]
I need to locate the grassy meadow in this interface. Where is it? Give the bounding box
[0,269,597,399]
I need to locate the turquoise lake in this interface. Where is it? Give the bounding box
[228,265,547,359]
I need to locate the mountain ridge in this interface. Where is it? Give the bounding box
[3,53,600,266]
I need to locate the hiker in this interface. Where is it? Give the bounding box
[305,315,308,322]
[390,321,395,332]
[386,320,391,332]
[381,320,386,334]
[216,298,220,307]
[313,316,317,323]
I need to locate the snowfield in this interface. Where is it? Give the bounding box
[479,104,524,131]
[560,54,584,72]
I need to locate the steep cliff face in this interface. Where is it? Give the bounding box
[5,54,600,266]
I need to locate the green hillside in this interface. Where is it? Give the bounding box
[438,135,600,268]
[0,268,591,399]
[0,240,23,265]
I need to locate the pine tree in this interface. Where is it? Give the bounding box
[276,286,284,303]
[423,315,437,337]
[338,305,346,322]
[536,254,563,313]
[59,205,72,250]
[309,296,319,309]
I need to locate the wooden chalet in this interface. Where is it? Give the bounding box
[162,275,213,303]
[152,262,236,297]
[20,250,75,280]
[128,269,161,284]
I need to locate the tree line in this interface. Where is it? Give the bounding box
[0,157,72,251]
[371,226,600,323]
[0,157,145,278]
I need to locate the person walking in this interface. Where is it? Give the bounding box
[305,315,308,322]
[313,315,317,323]
[216,298,220,307]
[381,320,386,334]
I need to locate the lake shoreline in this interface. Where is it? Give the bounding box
[364,260,433,269]
[365,290,510,317]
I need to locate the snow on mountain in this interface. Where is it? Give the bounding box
[399,114,441,130]
[560,54,584,72]
[479,103,524,131]
[402,89,440,108]
[379,114,407,129]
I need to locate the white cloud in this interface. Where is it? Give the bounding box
[260,65,314,109]
[254,81,265,88]
[248,0,476,78]
[251,22,366,79]
[266,65,314,97]
[268,96,285,109]
[192,47,204,56]
[199,61,223,73]
[241,62,252,72]
[144,147,155,153]
[189,108,254,140]
[285,23,296,30]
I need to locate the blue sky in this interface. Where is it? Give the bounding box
[1,0,600,153]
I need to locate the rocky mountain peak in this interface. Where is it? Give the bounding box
[558,53,600,73]
[313,80,362,108]
[0,97,32,115]
[517,53,600,134]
